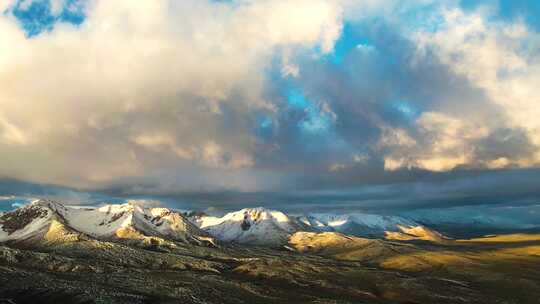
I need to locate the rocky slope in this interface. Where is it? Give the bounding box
[0,200,213,246]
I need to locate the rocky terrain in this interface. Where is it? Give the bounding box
[1,200,540,303]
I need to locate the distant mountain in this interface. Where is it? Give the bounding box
[1,201,446,248]
[189,208,446,245]
[296,213,447,242]
[189,207,313,246]
[384,225,449,243]
[0,199,213,246]
[402,207,540,238]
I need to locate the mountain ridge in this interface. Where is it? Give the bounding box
[1,200,447,247]
[0,199,214,246]
[188,206,448,245]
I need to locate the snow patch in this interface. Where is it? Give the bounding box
[191,207,304,246]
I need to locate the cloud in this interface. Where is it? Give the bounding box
[0,1,19,12]
[1,0,540,212]
[381,112,489,171]
[0,0,343,190]
[292,3,540,175]
[420,9,540,145]
[0,113,28,146]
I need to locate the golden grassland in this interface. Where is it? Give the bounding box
[343,233,540,303]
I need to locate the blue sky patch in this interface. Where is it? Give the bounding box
[326,22,372,66]
[11,0,85,37]
[392,100,421,119]
[460,0,540,31]
[255,115,275,139]
[299,111,332,134]
[287,89,333,135]
[287,89,310,109]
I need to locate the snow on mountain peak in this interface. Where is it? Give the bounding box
[295,212,444,241]
[187,207,448,245]
[0,200,212,245]
[64,202,211,243]
[1,200,447,247]
[0,200,81,244]
[190,207,307,246]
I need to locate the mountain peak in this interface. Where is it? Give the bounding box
[1,201,213,246]
[235,207,289,222]
[30,198,63,209]
[0,199,81,245]
[189,207,302,246]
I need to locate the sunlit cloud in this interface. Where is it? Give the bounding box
[1,0,540,210]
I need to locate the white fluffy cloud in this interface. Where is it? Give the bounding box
[2,0,540,195]
[381,112,488,172]
[417,9,540,138]
[382,7,540,172]
[0,0,343,190]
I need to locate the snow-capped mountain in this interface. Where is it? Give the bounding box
[0,199,212,245]
[0,200,73,244]
[1,200,447,247]
[297,213,414,235]
[189,207,312,246]
[189,208,446,245]
[294,212,448,243]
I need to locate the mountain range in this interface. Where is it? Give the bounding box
[188,207,449,245]
[0,200,448,247]
[0,200,213,247]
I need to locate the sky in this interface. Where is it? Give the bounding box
[1,0,540,218]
